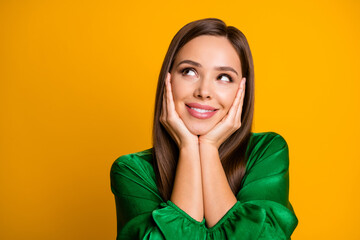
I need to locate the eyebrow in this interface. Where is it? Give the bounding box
[176,59,239,76]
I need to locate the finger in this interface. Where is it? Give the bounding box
[165,73,183,145]
[161,74,173,133]
[161,88,166,120]
[161,73,170,122]
[165,73,177,117]
[226,78,245,121]
[235,77,246,121]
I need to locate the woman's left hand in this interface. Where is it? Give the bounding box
[199,77,246,149]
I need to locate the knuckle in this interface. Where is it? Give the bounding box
[167,116,176,125]
[225,121,233,129]
[160,116,166,124]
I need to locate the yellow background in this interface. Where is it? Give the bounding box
[1,0,359,239]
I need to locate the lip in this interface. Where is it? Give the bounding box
[186,103,218,110]
[185,103,218,119]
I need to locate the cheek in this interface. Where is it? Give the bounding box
[218,89,238,110]
[171,78,190,102]
[171,82,181,103]
[170,81,187,111]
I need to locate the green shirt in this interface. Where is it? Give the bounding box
[110,132,298,239]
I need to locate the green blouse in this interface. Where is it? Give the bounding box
[110,132,298,239]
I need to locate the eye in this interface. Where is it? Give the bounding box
[218,74,233,82]
[181,67,197,76]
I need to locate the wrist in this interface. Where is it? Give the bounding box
[199,142,219,151]
[179,142,199,150]
[198,137,219,149]
[179,140,199,151]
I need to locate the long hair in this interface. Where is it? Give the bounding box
[152,18,255,201]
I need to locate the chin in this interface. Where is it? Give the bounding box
[187,124,213,136]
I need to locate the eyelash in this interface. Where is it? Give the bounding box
[180,67,233,82]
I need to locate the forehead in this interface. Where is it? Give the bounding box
[174,35,241,71]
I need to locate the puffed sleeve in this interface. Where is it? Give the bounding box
[204,132,298,240]
[110,153,206,240]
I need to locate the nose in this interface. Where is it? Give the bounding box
[193,77,213,100]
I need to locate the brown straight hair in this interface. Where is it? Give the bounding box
[152,18,255,201]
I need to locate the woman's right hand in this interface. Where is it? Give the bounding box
[160,72,199,149]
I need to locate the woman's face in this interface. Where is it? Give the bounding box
[169,35,243,136]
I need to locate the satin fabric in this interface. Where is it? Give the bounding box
[110,132,298,239]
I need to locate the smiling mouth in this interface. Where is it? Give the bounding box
[186,105,217,113]
[185,104,219,119]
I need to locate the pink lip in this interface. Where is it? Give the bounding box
[185,103,218,119]
[186,103,218,110]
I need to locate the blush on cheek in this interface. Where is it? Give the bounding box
[170,83,181,99]
[218,91,237,111]
[230,89,239,103]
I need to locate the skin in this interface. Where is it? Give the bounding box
[160,35,246,228]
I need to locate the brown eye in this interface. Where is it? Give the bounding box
[181,67,196,76]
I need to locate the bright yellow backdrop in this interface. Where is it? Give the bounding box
[1,0,359,239]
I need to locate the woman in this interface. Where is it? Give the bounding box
[110,18,298,239]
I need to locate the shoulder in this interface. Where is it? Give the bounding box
[110,148,162,200]
[249,131,288,152]
[246,131,289,171]
[110,148,154,176]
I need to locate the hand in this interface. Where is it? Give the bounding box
[199,77,246,149]
[160,72,199,149]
